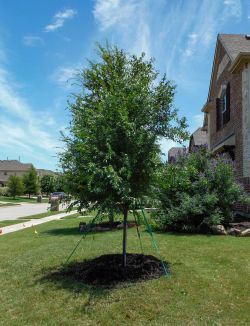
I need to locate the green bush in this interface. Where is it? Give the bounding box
[7,175,25,199]
[0,187,9,196]
[153,147,249,232]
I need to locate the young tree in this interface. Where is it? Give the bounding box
[23,166,40,198]
[54,174,65,192]
[60,44,188,267]
[41,175,55,196]
[7,175,25,199]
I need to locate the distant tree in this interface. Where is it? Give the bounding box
[60,44,188,267]
[23,166,40,198]
[54,174,65,192]
[7,175,25,199]
[41,175,55,196]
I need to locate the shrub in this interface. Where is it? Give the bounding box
[0,187,9,196]
[153,147,249,232]
[7,176,25,199]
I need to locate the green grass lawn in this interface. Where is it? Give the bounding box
[0,215,249,326]
[0,196,48,203]
[0,219,29,227]
[0,211,63,228]
[17,210,63,220]
[0,202,19,207]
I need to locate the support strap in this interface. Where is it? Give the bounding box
[132,210,144,254]
[141,208,169,276]
[64,210,101,265]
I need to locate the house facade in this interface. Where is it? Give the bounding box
[0,160,54,187]
[189,127,207,152]
[168,147,186,163]
[202,34,250,212]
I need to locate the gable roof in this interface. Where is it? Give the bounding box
[189,128,207,148]
[219,34,250,61]
[168,147,186,161]
[0,160,32,171]
[203,34,250,112]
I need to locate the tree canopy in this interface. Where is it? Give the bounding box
[23,165,40,198]
[61,45,188,209]
[41,175,55,196]
[7,175,24,198]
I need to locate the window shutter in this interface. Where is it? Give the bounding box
[216,98,221,130]
[224,83,230,124]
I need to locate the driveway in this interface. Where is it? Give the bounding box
[0,202,66,221]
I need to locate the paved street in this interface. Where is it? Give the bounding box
[0,210,77,235]
[0,202,67,221]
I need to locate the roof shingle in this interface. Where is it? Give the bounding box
[219,34,250,61]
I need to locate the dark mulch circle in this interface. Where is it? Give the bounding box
[51,254,170,288]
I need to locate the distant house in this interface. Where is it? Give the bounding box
[36,169,55,178]
[0,160,54,187]
[189,127,208,152]
[168,147,186,163]
[201,33,250,214]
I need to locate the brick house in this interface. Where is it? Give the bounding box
[0,160,54,187]
[202,34,250,213]
[168,147,186,163]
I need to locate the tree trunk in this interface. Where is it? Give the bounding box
[122,206,128,268]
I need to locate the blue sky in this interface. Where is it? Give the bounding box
[0,0,249,170]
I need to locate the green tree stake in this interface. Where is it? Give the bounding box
[141,209,169,276]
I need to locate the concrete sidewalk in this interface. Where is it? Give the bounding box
[0,210,78,235]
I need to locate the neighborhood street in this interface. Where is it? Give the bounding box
[0,202,66,221]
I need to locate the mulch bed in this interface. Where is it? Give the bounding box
[96,221,121,228]
[55,254,169,287]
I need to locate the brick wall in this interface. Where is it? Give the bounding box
[209,41,243,177]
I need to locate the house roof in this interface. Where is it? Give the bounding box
[219,34,250,61]
[190,128,207,147]
[168,147,185,158]
[0,160,32,171]
[203,34,250,111]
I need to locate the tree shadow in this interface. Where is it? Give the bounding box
[157,231,213,237]
[43,221,128,237]
[44,227,122,237]
[37,254,167,296]
[37,264,110,304]
[44,227,81,236]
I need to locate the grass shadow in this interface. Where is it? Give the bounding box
[37,264,110,304]
[38,254,168,296]
[44,226,80,236]
[44,224,123,237]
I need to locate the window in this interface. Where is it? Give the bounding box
[4,172,7,176]
[222,92,227,113]
[216,83,230,130]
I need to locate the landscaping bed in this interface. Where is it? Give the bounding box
[48,254,167,287]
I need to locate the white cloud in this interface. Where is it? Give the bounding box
[0,67,60,165]
[93,0,151,57]
[223,0,242,18]
[50,66,78,88]
[93,0,135,30]
[44,8,77,32]
[23,35,44,47]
